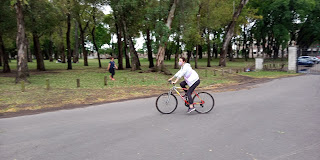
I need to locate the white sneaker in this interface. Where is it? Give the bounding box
[187,108,196,113]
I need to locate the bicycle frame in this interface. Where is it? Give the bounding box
[168,84,205,105]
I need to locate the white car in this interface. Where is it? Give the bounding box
[310,57,320,64]
[298,56,312,61]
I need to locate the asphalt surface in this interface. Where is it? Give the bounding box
[1,75,320,160]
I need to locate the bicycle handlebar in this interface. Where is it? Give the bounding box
[168,80,176,85]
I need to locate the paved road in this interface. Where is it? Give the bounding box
[1,75,320,160]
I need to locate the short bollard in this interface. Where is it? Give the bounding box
[77,79,80,88]
[221,68,224,76]
[213,70,216,76]
[104,76,107,86]
[21,81,25,92]
[46,79,50,90]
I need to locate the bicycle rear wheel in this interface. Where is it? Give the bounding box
[156,93,178,114]
[193,92,214,113]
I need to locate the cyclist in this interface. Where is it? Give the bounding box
[168,57,200,113]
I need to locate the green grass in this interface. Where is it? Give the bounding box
[0,57,298,114]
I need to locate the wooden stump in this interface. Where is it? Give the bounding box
[46,78,50,90]
[21,81,25,92]
[77,79,80,88]
[104,76,108,86]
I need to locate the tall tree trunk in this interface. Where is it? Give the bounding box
[91,9,101,68]
[213,42,218,59]
[195,45,199,69]
[0,34,10,73]
[121,25,131,68]
[228,41,233,61]
[91,26,101,68]
[237,38,240,58]
[187,50,192,63]
[32,32,45,71]
[15,0,29,82]
[199,45,203,59]
[262,37,266,58]
[78,20,89,66]
[115,22,123,69]
[59,27,66,63]
[73,20,79,63]
[0,45,2,67]
[219,0,249,66]
[128,37,140,71]
[66,6,72,70]
[122,19,140,70]
[281,47,284,61]
[124,40,131,68]
[206,32,211,67]
[155,0,179,72]
[26,37,32,62]
[146,29,154,68]
[49,33,53,62]
[174,38,180,69]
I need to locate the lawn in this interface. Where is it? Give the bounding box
[0,58,298,114]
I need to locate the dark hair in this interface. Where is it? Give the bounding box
[180,57,186,62]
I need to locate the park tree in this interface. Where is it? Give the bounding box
[87,0,109,68]
[73,0,92,66]
[0,0,16,73]
[296,0,319,48]
[219,0,249,67]
[13,0,30,82]
[155,0,179,73]
[26,0,59,71]
[109,0,144,71]
[250,0,316,59]
[90,6,110,68]
[103,13,127,69]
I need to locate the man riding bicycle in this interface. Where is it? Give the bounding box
[168,57,200,113]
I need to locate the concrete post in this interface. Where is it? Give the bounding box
[288,46,297,73]
[255,58,264,71]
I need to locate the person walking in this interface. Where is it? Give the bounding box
[107,57,118,80]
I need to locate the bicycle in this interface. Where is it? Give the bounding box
[156,81,215,114]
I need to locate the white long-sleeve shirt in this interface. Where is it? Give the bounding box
[174,63,199,86]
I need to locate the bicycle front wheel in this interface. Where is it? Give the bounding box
[156,93,178,114]
[193,92,215,114]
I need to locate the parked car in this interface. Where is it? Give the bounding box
[310,57,320,64]
[298,56,312,61]
[298,57,314,66]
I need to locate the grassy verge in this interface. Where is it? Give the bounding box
[0,58,297,114]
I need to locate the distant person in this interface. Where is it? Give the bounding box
[107,57,118,80]
[168,57,200,113]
